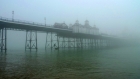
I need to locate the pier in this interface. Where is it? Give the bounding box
[0,16,122,52]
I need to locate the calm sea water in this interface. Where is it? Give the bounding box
[0,46,140,79]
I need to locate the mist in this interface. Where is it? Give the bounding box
[0,0,139,49]
[1,0,140,79]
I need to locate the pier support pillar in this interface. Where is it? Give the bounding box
[91,39,93,48]
[25,30,38,52]
[62,37,65,48]
[45,32,61,50]
[74,38,76,48]
[76,38,80,48]
[68,37,70,48]
[68,38,75,48]
[57,34,59,49]
[80,38,83,48]
[0,28,7,53]
[45,33,48,50]
[94,39,97,49]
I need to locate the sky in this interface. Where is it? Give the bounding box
[0,0,140,49]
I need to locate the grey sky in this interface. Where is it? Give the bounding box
[0,0,140,49]
[1,0,140,34]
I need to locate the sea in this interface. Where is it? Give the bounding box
[0,46,140,79]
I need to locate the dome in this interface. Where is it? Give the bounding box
[85,20,89,22]
[85,20,89,26]
[76,20,79,24]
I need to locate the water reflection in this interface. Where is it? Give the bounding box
[0,53,7,74]
[0,47,140,79]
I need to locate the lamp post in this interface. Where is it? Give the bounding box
[44,17,46,26]
[12,11,14,21]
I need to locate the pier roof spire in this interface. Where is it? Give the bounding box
[85,20,89,26]
[76,20,79,24]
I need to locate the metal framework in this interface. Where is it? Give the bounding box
[0,28,7,53]
[25,30,38,51]
[44,33,109,50]
[0,28,120,52]
[45,32,61,50]
[0,29,119,52]
[0,28,118,52]
[0,16,125,52]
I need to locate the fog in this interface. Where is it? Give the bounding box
[0,0,140,49]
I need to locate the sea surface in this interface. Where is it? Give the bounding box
[0,46,140,79]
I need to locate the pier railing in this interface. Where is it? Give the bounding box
[0,16,52,27]
[0,16,117,38]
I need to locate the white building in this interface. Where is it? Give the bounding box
[93,25,99,35]
[70,20,99,35]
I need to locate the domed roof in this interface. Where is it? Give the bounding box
[75,20,79,25]
[85,20,89,22]
[76,20,79,23]
[85,20,89,26]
